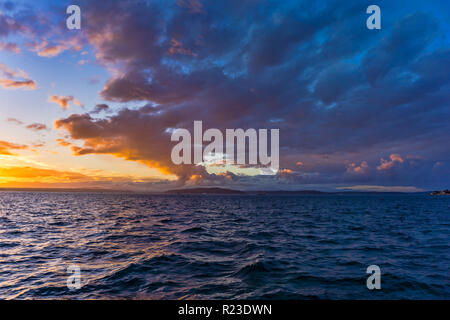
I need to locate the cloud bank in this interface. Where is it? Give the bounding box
[14,0,449,190]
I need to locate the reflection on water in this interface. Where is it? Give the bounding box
[0,192,448,299]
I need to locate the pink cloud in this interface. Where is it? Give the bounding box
[26,123,49,131]
[0,79,36,89]
[6,118,24,125]
[27,38,82,58]
[0,42,21,54]
[168,38,197,56]
[0,63,36,90]
[377,154,404,171]
[347,161,369,174]
[48,95,83,110]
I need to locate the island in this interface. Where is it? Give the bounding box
[165,188,328,195]
[430,189,450,195]
[166,187,245,194]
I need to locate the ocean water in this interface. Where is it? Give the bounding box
[0,192,448,300]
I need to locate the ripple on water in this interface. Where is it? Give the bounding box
[0,192,448,299]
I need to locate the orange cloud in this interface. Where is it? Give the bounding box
[38,45,64,57]
[53,112,194,180]
[377,154,404,171]
[56,139,72,147]
[27,38,82,57]
[0,140,28,155]
[48,95,83,110]
[0,164,178,190]
[0,79,36,89]
[189,174,203,182]
[168,38,196,56]
[0,63,36,90]
[0,166,88,181]
[347,161,369,174]
[217,172,233,180]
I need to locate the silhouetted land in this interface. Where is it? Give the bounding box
[430,189,450,195]
[0,187,430,195]
[166,187,245,194]
[165,187,426,195]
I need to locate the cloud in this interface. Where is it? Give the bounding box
[0,79,36,89]
[168,38,197,56]
[176,0,205,14]
[0,63,36,90]
[0,11,26,38]
[0,140,28,155]
[0,41,20,54]
[49,0,450,190]
[56,139,72,147]
[362,13,439,85]
[48,95,83,110]
[0,3,84,59]
[377,154,404,171]
[6,117,24,125]
[0,166,88,181]
[54,109,201,183]
[279,168,294,175]
[26,37,82,57]
[0,164,185,191]
[90,104,110,114]
[26,123,49,131]
[87,75,100,85]
[6,118,49,132]
[347,161,369,175]
[2,1,15,11]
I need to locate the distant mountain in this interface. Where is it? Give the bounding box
[166,187,245,194]
[165,188,421,195]
[165,187,330,195]
[166,188,335,195]
[1,186,424,195]
[251,190,326,195]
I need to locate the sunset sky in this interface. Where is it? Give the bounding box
[0,0,449,192]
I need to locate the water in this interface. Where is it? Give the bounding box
[0,192,448,299]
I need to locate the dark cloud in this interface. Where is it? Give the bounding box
[52,0,450,190]
[1,1,15,11]
[0,11,25,38]
[54,108,209,185]
[26,123,48,131]
[90,104,110,114]
[362,13,439,85]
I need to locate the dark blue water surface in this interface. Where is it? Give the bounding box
[0,192,448,299]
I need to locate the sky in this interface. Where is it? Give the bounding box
[0,0,449,192]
